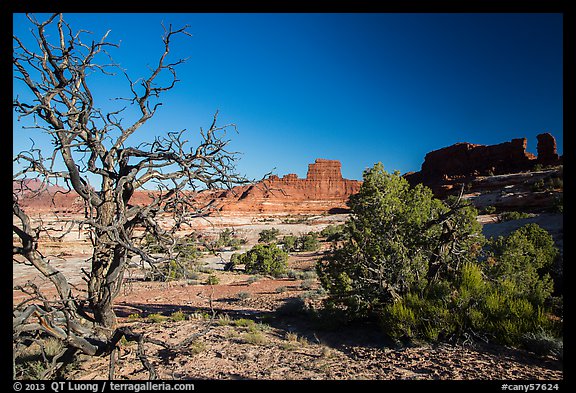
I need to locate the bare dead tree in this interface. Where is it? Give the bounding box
[13,13,247,379]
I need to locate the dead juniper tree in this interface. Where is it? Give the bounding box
[13,13,246,378]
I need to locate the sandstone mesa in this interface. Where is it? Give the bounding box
[14,133,561,215]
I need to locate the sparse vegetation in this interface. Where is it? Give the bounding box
[214,228,247,251]
[280,232,320,252]
[246,275,261,284]
[280,235,298,252]
[15,340,81,381]
[170,310,187,322]
[531,176,563,192]
[236,243,289,277]
[299,232,320,252]
[237,291,251,300]
[205,274,220,285]
[12,12,563,381]
[242,331,268,345]
[498,211,535,222]
[316,163,562,348]
[320,224,346,241]
[480,205,497,215]
[188,340,207,355]
[258,228,281,243]
[147,313,168,323]
[128,313,142,321]
[142,236,203,281]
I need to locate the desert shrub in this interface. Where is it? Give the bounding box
[145,259,194,282]
[300,270,317,280]
[280,235,298,252]
[484,223,557,307]
[552,195,563,213]
[379,260,559,346]
[531,176,563,192]
[237,243,288,277]
[147,313,167,323]
[188,340,206,355]
[242,331,267,345]
[237,291,251,300]
[480,205,497,215]
[143,236,202,281]
[246,275,261,284]
[317,163,482,320]
[280,233,320,252]
[170,310,187,322]
[205,274,220,285]
[498,211,535,222]
[320,224,347,242]
[14,337,69,379]
[214,228,246,250]
[258,228,280,243]
[522,329,563,358]
[299,232,320,252]
[224,253,242,271]
[300,279,316,290]
[316,163,561,347]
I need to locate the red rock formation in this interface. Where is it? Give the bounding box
[537,133,560,166]
[419,138,535,180]
[405,133,561,197]
[13,159,361,216]
[215,159,362,215]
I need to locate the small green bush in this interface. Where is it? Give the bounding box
[320,224,346,241]
[280,235,298,252]
[299,232,320,252]
[214,228,246,250]
[237,243,288,277]
[242,331,267,345]
[281,233,320,252]
[127,313,141,320]
[147,313,167,323]
[498,211,535,222]
[170,310,187,322]
[205,274,220,285]
[481,206,497,215]
[258,228,280,243]
[237,291,251,300]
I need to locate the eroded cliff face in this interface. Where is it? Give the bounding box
[537,133,560,166]
[405,133,562,196]
[14,133,562,217]
[13,159,361,217]
[215,159,362,214]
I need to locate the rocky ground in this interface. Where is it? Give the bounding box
[14,213,563,381]
[67,270,563,381]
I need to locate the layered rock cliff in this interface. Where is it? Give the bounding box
[213,159,362,215]
[405,133,562,196]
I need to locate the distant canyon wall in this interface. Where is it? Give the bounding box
[205,158,362,215]
[14,134,561,216]
[405,132,562,196]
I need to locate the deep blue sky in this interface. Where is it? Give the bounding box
[13,13,563,182]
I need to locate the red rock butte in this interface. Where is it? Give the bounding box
[405,132,562,196]
[13,159,362,216]
[213,159,362,215]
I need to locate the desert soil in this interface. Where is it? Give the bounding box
[14,213,563,381]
